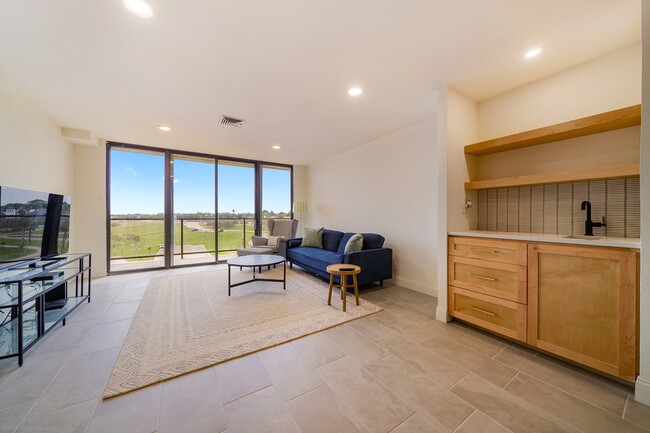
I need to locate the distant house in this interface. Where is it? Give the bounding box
[5,207,16,216]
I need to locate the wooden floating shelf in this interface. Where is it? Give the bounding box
[464,163,640,190]
[465,105,641,156]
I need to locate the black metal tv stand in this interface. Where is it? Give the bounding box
[0,253,91,365]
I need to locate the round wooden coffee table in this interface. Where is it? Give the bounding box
[326,264,361,312]
[226,255,286,296]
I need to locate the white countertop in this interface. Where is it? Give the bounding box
[448,230,641,249]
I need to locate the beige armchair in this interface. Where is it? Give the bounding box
[250,219,298,253]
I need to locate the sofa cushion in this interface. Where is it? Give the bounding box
[301,227,323,248]
[362,233,385,250]
[344,233,364,253]
[337,232,385,253]
[322,229,344,252]
[288,247,342,270]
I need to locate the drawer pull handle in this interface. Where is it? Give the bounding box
[471,247,498,253]
[471,274,497,282]
[471,306,497,317]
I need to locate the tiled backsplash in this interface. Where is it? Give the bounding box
[476,178,640,237]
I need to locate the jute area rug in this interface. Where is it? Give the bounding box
[103,267,382,399]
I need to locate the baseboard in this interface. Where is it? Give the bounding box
[635,376,650,406]
[394,274,436,298]
[436,306,451,323]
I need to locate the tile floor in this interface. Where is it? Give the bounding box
[1,264,649,433]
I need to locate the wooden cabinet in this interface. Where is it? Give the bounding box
[448,235,639,382]
[448,236,528,343]
[528,243,638,382]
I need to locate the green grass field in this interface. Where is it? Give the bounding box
[110,220,257,261]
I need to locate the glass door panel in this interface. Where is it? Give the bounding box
[172,155,216,266]
[217,161,255,260]
[109,148,165,272]
[261,165,292,237]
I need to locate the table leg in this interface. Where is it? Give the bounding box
[283,261,286,290]
[328,274,334,305]
[353,274,359,305]
[342,275,347,312]
[228,265,232,296]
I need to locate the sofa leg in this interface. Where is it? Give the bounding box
[289,262,293,269]
[379,280,384,287]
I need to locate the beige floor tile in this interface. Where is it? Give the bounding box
[291,332,345,367]
[159,368,226,433]
[359,291,390,305]
[112,287,146,304]
[0,349,71,409]
[87,385,161,433]
[18,398,97,433]
[421,333,516,387]
[214,353,272,403]
[371,310,439,343]
[450,374,579,433]
[625,397,650,430]
[347,316,402,344]
[90,287,123,302]
[426,320,507,358]
[30,319,96,356]
[223,386,299,433]
[73,319,131,356]
[122,277,151,290]
[390,300,438,319]
[380,301,432,322]
[257,343,324,401]
[505,372,647,433]
[65,300,112,322]
[365,354,473,433]
[29,348,120,417]
[317,356,414,433]
[323,324,387,366]
[285,384,369,433]
[391,413,441,433]
[0,401,34,433]
[454,411,510,433]
[96,300,140,324]
[494,345,629,415]
[379,336,468,389]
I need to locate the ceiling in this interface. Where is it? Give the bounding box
[0,0,641,166]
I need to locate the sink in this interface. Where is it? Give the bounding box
[563,235,603,240]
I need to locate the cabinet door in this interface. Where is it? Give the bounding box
[528,243,638,382]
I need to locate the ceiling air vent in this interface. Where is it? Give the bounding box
[220,115,245,128]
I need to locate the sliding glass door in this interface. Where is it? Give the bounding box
[261,165,292,237]
[172,154,216,266]
[217,161,256,260]
[107,143,292,273]
[109,148,166,272]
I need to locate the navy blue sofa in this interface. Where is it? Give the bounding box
[285,229,392,286]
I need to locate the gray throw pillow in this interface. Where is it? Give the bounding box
[301,227,324,248]
[344,233,364,253]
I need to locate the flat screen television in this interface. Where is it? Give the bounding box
[0,186,71,266]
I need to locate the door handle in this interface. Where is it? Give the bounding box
[470,306,497,317]
[471,247,498,253]
[471,274,497,282]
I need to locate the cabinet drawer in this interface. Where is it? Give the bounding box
[449,286,527,342]
[449,236,527,265]
[448,256,527,303]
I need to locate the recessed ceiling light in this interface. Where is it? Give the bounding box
[158,125,171,131]
[124,0,154,18]
[348,87,363,97]
[524,48,542,59]
[272,145,281,150]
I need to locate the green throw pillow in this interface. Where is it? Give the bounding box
[344,233,364,253]
[301,227,324,248]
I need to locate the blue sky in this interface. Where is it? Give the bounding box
[110,150,291,215]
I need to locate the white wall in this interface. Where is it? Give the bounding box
[305,117,438,295]
[478,42,641,141]
[0,78,74,196]
[636,2,650,406]
[73,141,107,276]
[0,77,75,245]
[436,86,478,322]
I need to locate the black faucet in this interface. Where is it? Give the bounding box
[581,201,606,236]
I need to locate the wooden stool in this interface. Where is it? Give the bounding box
[326,264,361,312]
